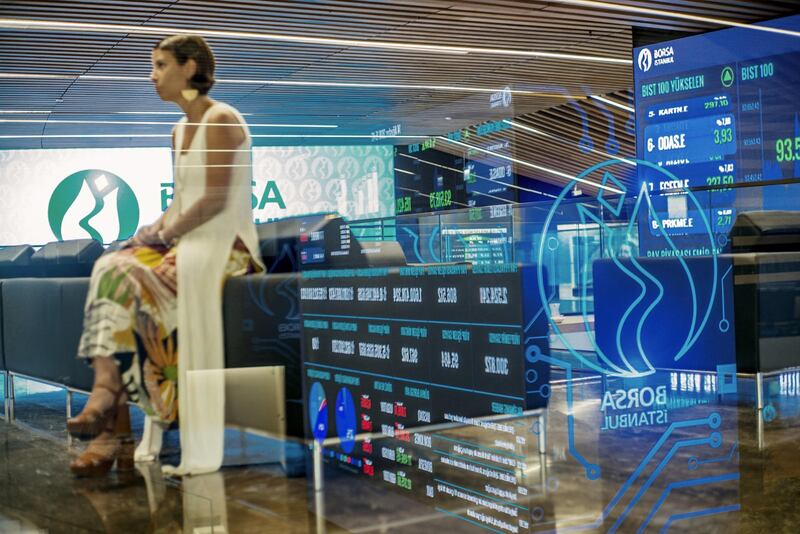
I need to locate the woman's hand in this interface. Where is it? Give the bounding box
[130,222,162,246]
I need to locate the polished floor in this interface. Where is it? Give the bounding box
[0,386,340,533]
[2,372,800,533]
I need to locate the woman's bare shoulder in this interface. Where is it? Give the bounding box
[205,102,246,148]
[206,102,241,125]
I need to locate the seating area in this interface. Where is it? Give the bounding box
[0,233,306,478]
[0,212,410,476]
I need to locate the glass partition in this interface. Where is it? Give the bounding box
[2,3,800,533]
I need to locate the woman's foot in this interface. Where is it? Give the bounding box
[67,358,126,439]
[67,383,126,439]
[69,431,135,477]
[70,403,133,477]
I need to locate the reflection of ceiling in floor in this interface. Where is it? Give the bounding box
[0,1,797,185]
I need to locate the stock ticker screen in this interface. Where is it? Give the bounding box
[394,145,469,215]
[634,14,800,256]
[393,137,517,266]
[300,263,550,530]
[393,128,518,218]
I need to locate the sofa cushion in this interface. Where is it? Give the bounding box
[31,239,103,277]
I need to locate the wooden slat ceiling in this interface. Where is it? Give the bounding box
[0,0,798,189]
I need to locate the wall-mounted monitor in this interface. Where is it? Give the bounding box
[633,14,800,256]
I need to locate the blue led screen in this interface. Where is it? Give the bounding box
[634,14,800,256]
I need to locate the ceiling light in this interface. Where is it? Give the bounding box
[116,111,189,115]
[117,111,253,116]
[588,95,634,112]
[251,135,426,139]
[220,80,577,98]
[0,119,337,128]
[0,134,172,139]
[548,0,800,38]
[0,133,429,140]
[0,109,252,118]
[0,73,70,79]
[0,72,583,99]
[0,18,632,64]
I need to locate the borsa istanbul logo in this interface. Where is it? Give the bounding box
[638,46,675,72]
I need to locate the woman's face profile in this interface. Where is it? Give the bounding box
[150,48,193,102]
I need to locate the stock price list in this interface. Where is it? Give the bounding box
[299,263,549,532]
[636,20,800,256]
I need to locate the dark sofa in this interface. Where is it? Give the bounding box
[0,238,303,442]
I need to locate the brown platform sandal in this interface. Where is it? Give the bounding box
[67,383,126,440]
[70,436,135,478]
[70,403,134,477]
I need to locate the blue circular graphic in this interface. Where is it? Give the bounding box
[335,387,357,453]
[525,369,539,384]
[709,412,721,429]
[586,465,601,480]
[526,344,542,361]
[308,382,328,443]
[537,159,719,378]
[763,404,777,423]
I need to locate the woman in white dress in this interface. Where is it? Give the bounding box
[67,34,263,476]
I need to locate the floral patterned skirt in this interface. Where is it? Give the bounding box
[77,239,258,424]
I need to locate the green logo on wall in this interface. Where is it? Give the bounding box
[48,169,139,242]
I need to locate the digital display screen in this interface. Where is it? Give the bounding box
[299,263,549,529]
[392,138,518,266]
[390,206,515,266]
[633,14,800,255]
[394,128,518,217]
[464,136,517,207]
[394,146,468,215]
[439,204,514,265]
[297,216,353,267]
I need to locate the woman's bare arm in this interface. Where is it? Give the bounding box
[159,107,245,243]
[130,127,178,245]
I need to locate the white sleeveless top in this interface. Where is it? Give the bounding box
[163,102,263,475]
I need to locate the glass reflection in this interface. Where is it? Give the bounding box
[1,4,800,534]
